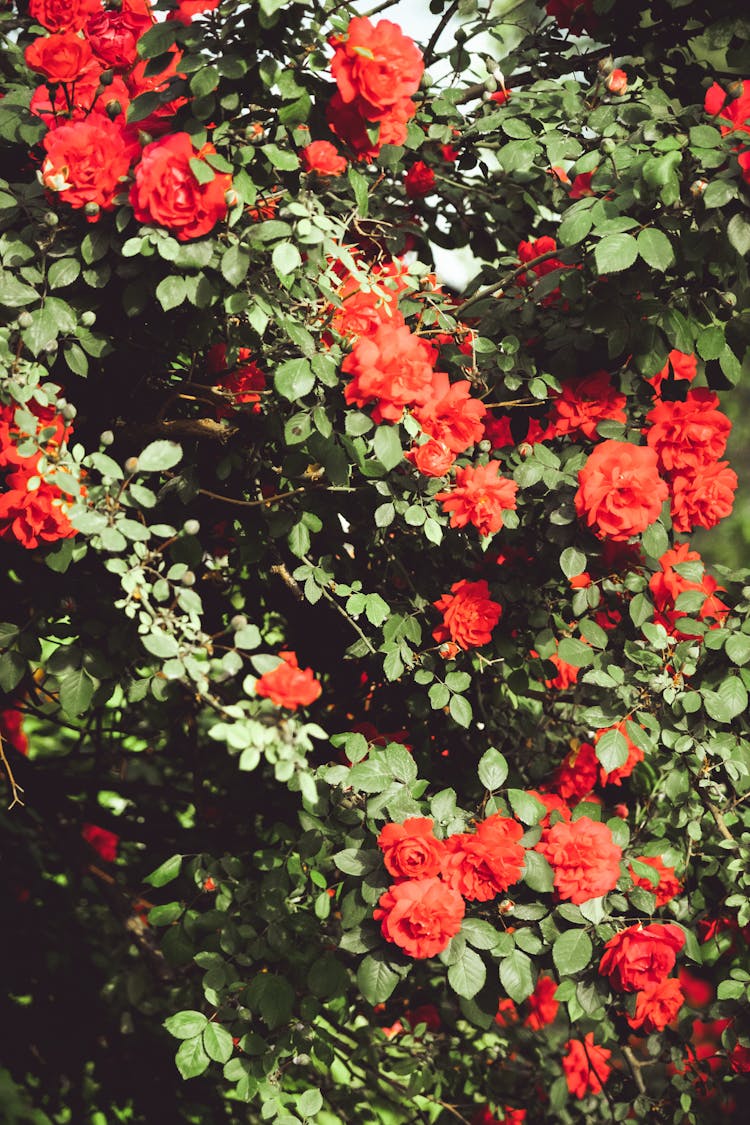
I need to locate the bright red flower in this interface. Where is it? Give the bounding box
[607,68,628,94]
[432,578,502,650]
[649,542,728,637]
[569,170,596,199]
[629,855,682,907]
[405,161,436,198]
[544,648,579,691]
[645,389,731,474]
[547,370,626,440]
[516,236,567,303]
[525,791,570,828]
[342,319,438,423]
[254,652,322,710]
[441,815,525,901]
[373,876,465,959]
[82,823,120,863]
[207,344,266,415]
[575,440,668,541]
[495,997,519,1027]
[125,49,188,134]
[536,816,622,905]
[412,371,486,454]
[562,1034,611,1098]
[490,88,511,105]
[25,31,95,83]
[301,140,347,176]
[168,0,220,23]
[130,133,232,242]
[730,1044,750,1073]
[405,440,455,477]
[86,0,153,70]
[377,818,446,879]
[599,923,685,992]
[669,460,737,533]
[704,79,750,138]
[552,741,598,802]
[330,17,424,114]
[328,258,408,341]
[436,462,518,537]
[0,401,71,470]
[31,69,131,127]
[645,349,697,396]
[40,113,139,216]
[0,708,28,757]
[595,722,644,787]
[678,967,714,1008]
[525,974,560,1030]
[29,0,100,32]
[326,91,414,161]
[626,976,684,1032]
[0,465,77,549]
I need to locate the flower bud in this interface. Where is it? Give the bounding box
[478,439,492,453]
[690,178,708,196]
[124,456,139,474]
[98,68,115,87]
[61,403,77,420]
[106,99,123,120]
[18,311,33,328]
[100,430,114,446]
[483,77,497,93]
[607,69,628,95]
[230,613,248,631]
[224,188,239,208]
[43,211,59,227]
[80,311,96,327]
[182,571,196,586]
[84,202,100,218]
[43,339,57,353]
[183,518,201,536]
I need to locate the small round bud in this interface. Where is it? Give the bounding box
[181,571,196,587]
[721,291,737,308]
[230,613,248,631]
[600,138,617,154]
[421,71,433,89]
[598,55,614,76]
[483,77,498,93]
[100,430,114,446]
[84,202,100,218]
[61,403,76,420]
[80,311,96,327]
[454,26,468,43]
[183,518,201,536]
[478,439,492,454]
[43,339,58,353]
[18,311,33,328]
[43,211,59,227]
[124,456,139,474]
[690,178,708,197]
[98,68,115,87]
[224,188,239,208]
[105,99,122,120]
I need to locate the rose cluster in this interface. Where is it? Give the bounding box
[600,922,686,1033]
[25,0,233,238]
[705,79,750,184]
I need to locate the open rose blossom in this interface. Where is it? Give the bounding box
[326,91,414,161]
[599,923,685,991]
[373,876,465,958]
[536,817,622,905]
[562,1034,611,1098]
[29,0,100,32]
[626,976,684,1032]
[649,542,728,637]
[405,161,436,198]
[645,389,731,474]
[629,855,682,907]
[40,113,139,215]
[405,439,455,477]
[330,17,424,114]
[575,439,668,541]
[668,460,737,533]
[342,319,437,423]
[254,652,321,710]
[0,466,77,549]
[432,578,502,650]
[25,31,95,83]
[377,817,446,878]
[412,372,486,453]
[552,741,598,802]
[704,79,750,138]
[301,140,347,176]
[525,974,560,1030]
[436,463,518,537]
[441,815,525,901]
[130,133,232,241]
[86,0,154,70]
[547,371,626,440]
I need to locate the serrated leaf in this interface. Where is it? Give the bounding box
[164,1011,209,1039]
[595,727,629,773]
[175,1035,210,1080]
[552,929,593,975]
[594,233,638,274]
[499,949,534,1002]
[373,425,403,471]
[138,440,183,473]
[357,952,401,1005]
[478,747,508,790]
[146,853,182,887]
[447,946,486,999]
[203,1023,234,1064]
[637,228,674,270]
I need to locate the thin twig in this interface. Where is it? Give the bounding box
[622,1046,647,1096]
[0,732,25,809]
[424,0,461,67]
[457,249,565,318]
[302,555,377,654]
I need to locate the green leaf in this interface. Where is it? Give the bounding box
[145,854,182,887]
[175,1035,210,1080]
[702,179,736,209]
[594,233,638,274]
[22,305,59,357]
[203,1023,234,1064]
[559,546,586,578]
[637,228,674,270]
[703,677,747,722]
[447,946,486,999]
[373,426,403,471]
[48,258,81,289]
[523,850,554,893]
[275,358,314,400]
[697,325,725,361]
[499,949,534,1002]
[506,790,545,825]
[558,207,593,247]
[478,747,508,790]
[641,520,669,560]
[58,667,96,717]
[272,242,302,275]
[357,952,401,1005]
[449,694,473,728]
[156,276,187,312]
[595,727,628,773]
[552,929,593,975]
[461,918,502,950]
[727,213,750,257]
[725,634,750,666]
[298,1089,324,1119]
[556,638,594,667]
[0,651,26,692]
[221,244,251,286]
[164,1011,209,1039]
[137,440,183,473]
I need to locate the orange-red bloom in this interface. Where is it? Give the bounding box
[436,463,518,537]
[599,923,685,992]
[626,976,684,1033]
[377,817,446,879]
[254,652,322,710]
[412,371,486,454]
[130,133,232,241]
[536,816,621,904]
[373,876,465,959]
[40,113,139,216]
[525,974,560,1030]
[301,140,347,176]
[342,319,437,423]
[547,370,626,440]
[562,1034,611,1098]
[25,31,95,83]
[432,578,502,650]
[441,815,525,901]
[575,440,668,541]
[330,17,423,114]
[629,855,682,907]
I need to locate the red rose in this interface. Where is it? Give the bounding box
[649,542,728,637]
[436,462,518,537]
[301,140,347,176]
[40,113,139,216]
[406,1003,441,1032]
[536,816,621,905]
[730,1044,750,1074]
[607,68,628,94]
[168,0,221,24]
[645,349,697,395]
[432,578,502,650]
[405,440,455,477]
[552,741,598,802]
[562,1034,611,1098]
[82,823,120,863]
[405,161,436,198]
[598,923,685,991]
[29,0,100,32]
[0,400,71,469]
[377,817,446,879]
[328,258,408,341]
[669,460,737,533]
[704,79,750,138]
[330,17,424,114]
[254,651,322,710]
[629,855,682,907]
[326,91,414,161]
[495,997,519,1027]
[547,370,626,440]
[373,876,465,959]
[626,976,684,1032]
[525,974,559,1030]
[130,133,232,241]
[678,967,714,1008]
[595,721,644,787]
[569,170,596,199]
[575,439,668,541]
[412,371,486,454]
[207,344,266,415]
[25,31,95,84]
[126,49,188,135]
[86,0,153,70]
[342,319,437,423]
[543,648,579,691]
[0,465,77,549]
[645,388,731,474]
[441,815,525,902]
[0,707,28,757]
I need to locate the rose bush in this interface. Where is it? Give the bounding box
[1,0,750,1123]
